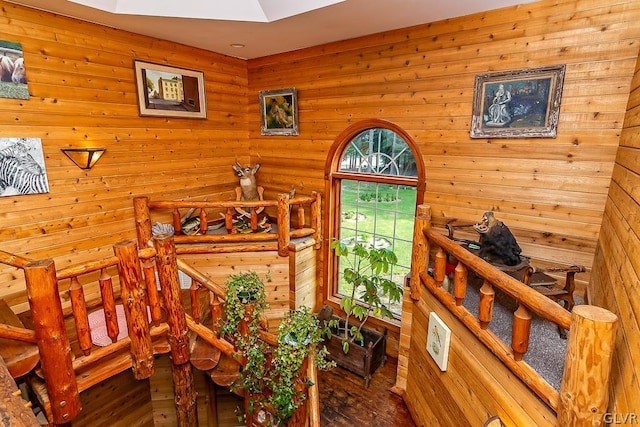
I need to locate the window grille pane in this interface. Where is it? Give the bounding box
[339,128,418,178]
[337,179,416,315]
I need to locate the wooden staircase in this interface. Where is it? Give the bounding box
[0,237,320,427]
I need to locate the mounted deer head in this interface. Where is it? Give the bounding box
[232,160,261,201]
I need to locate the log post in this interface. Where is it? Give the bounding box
[277,193,291,257]
[557,305,618,426]
[24,259,81,424]
[113,240,155,379]
[69,276,92,356]
[152,234,198,426]
[153,234,191,365]
[311,191,321,249]
[98,268,119,343]
[511,304,532,361]
[478,280,495,330]
[133,196,152,248]
[171,362,198,427]
[453,262,467,306]
[410,205,430,300]
[307,347,320,427]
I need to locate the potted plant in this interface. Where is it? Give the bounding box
[267,306,335,424]
[219,271,270,416]
[326,240,403,386]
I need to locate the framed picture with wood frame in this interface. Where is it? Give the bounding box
[134,60,207,119]
[470,65,566,138]
[259,88,299,136]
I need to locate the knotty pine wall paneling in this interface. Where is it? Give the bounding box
[590,40,640,416]
[0,1,249,312]
[247,0,640,423]
[248,0,640,294]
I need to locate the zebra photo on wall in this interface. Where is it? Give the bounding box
[0,137,50,197]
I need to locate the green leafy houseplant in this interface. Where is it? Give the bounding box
[330,240,403,353]
[268,306,335,423]
[219,271,269,401]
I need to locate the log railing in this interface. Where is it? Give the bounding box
[0,236,320,426]
[133,192,321,257]
[410,205,617,423]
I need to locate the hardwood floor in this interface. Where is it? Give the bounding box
[317,357,416,426]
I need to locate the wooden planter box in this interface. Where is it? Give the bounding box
[324,316,387,388]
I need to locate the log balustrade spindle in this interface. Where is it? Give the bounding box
[453,262,467,306]
[277,193,290,257]
[211,293,222,335]
[190,280,201,324]
[478,280,495,329]
[250,208,258,231]
[225,208,233,233]
[199,207,208,234]
[434,248,446,286]
[297,205,305,229]
[311,191,321,248]
[172,208,182,235]
[512,304,532,361]
[98,268,119,343]
[142,259,163,324]
[69,276,92,356]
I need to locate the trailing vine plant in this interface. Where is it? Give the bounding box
[268,306,335,423]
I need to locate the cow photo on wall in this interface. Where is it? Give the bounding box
[0,40,29,100]
[0,137,50,197]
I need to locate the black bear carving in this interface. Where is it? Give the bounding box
[473,211,522,266]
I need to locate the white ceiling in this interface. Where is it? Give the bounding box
[7,0,533,59]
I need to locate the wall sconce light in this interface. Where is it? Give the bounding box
[61,148,106,170]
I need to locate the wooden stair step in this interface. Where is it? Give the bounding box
[209,353,240,387]
[190,336,222,371]
[0,299,39,378]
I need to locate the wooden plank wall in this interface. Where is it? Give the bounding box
[181,252,291,329]
[70,370,154,427]
[0,1,249,313]
[247,0,640,423]
[248,0,640,294]
[406,296,556,426]
[590,45,640,416]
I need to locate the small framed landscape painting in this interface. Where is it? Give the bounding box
[134,60,207,119]
[470,65,566,138]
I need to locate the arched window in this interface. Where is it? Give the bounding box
[325,120,424,318]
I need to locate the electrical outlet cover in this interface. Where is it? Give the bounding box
[426,312,451,371]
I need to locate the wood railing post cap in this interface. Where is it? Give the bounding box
[573,305,618,323]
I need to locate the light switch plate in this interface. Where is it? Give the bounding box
[426,312,451,371]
